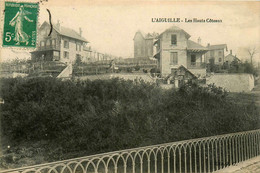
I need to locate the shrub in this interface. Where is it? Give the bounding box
[134,65,140,71]
[126,67,133,73]
[150,68,160,74]
[0,77,258,161]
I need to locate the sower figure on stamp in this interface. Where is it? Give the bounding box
[9,5,34,45]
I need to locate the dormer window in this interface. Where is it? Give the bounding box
[171,34,177,45]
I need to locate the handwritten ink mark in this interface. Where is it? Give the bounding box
[47,9,52,36]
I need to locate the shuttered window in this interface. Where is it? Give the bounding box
[171,34,177,45]
[170,52,178,65]
[64,51,69,59]
[64,40,69,48]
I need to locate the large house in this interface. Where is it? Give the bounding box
[153,26,208,77]
[31,21,91,63]
[205,44,228,65]
[133,31,158,59]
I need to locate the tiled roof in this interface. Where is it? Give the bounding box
[53,23,89,43]
[187,40,207,50]
[208,44,227,50]
[145,32,159,39]
[137,30,146,38]
[167,65,197,80]
[135,30,158,39]
[159,25,191,39]
[225,54,241,61]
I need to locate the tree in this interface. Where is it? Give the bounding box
[75,56,82,66]
[246,47,258,65]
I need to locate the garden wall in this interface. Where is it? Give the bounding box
[76,73,156,83]
[206,73,254,92]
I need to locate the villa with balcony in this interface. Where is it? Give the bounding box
[154,26,208,78]
[31,21,90,64]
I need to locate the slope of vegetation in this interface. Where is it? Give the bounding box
[0,77,259,168]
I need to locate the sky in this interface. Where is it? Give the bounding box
[1,0,260,63]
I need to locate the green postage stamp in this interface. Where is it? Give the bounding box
[2,1,39,48]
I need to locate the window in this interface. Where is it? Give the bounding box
[46,39,50,46]
[54,51,60,57]
[76,44,82,51]
[40,41,45,48]
[53,51,60,61]
[219,58,222,62]
[147,47,151,56]
[210,51,214,57]
[64,51,69,59]
[170,52,178,65]
[218,51,222,56]
[171,34,177,45]
[191,54,196,65]
[137,48,141,55]
[64,40,69,48]
[51,39,56,47]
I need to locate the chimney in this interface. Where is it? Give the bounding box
[197,37,201,44]
[79,27,82,36]
[207,43,210,47]
[57,20,61,31]
[230,50,232,55]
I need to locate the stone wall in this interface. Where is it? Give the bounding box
[76,73,156,83]
[206,73,254,92]
[189,68,207,78]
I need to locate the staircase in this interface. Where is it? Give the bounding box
[57,63,73,79]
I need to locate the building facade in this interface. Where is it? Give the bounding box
[154,26,208,77]
[31,21,90,64]
[133,31,158,59]
[205,44,228,65]
[224,50,241,65]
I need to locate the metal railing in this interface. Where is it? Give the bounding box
[187,62,206,69]
[38,44,60,51]
[1,129,259,173]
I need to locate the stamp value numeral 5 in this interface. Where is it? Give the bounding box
[5,32,14,42]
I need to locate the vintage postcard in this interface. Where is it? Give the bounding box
[0,0,259,173]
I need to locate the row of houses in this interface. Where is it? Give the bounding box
[31,21,241,79]
[133,26,240,77]
[31,21,115,64]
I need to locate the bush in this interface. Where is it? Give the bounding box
[134,65,140,71]
[126,67,133,73]
[150,68,160,74]
[0,78,258,161]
